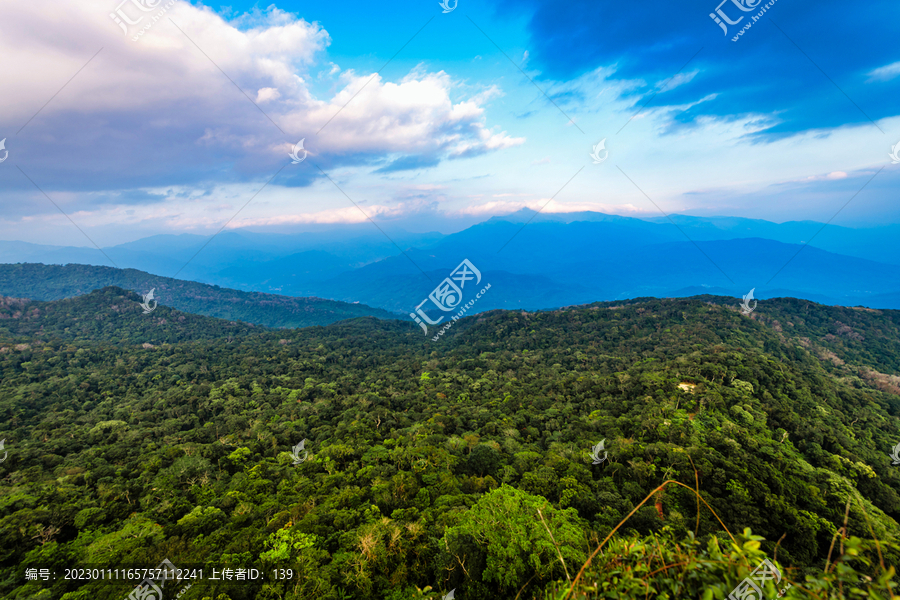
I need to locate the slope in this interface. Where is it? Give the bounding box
[0,295,897,600]
[0,263,401,329]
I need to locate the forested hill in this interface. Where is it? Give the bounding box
[0,287,265,346]
[623,294,900,385]
[0,263,400,328]
[1,295,898,599]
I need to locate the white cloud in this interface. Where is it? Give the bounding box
[455,199,648,217]
[296,71,524,158]
[226,204,400,226]
[658,70,699,92]
[867,61,900,82]
[4,1,898,244]
[0,0,522,191]
[256,87,281,102]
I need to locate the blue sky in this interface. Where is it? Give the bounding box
[1,0,898,246]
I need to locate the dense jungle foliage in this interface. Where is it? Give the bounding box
[1,286,898,599]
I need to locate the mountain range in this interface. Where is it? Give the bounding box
[4,210,900,314]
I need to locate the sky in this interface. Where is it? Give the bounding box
[0,0,898,247]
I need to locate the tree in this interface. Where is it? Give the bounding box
[441,485,587,597]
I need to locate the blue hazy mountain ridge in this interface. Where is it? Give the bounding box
[646,214,900,266]
[211,250,362,293]
[111,228,444,261]
[495,209,900,266]
[6,211,900,270]
[294,236,900,312]
[0,228,444,285]
[3,212,900,312]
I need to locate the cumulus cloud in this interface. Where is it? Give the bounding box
[295,71,523,159]
[0,0,523,194]
[256,88,282,103]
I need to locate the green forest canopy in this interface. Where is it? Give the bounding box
[0,287,898,599]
